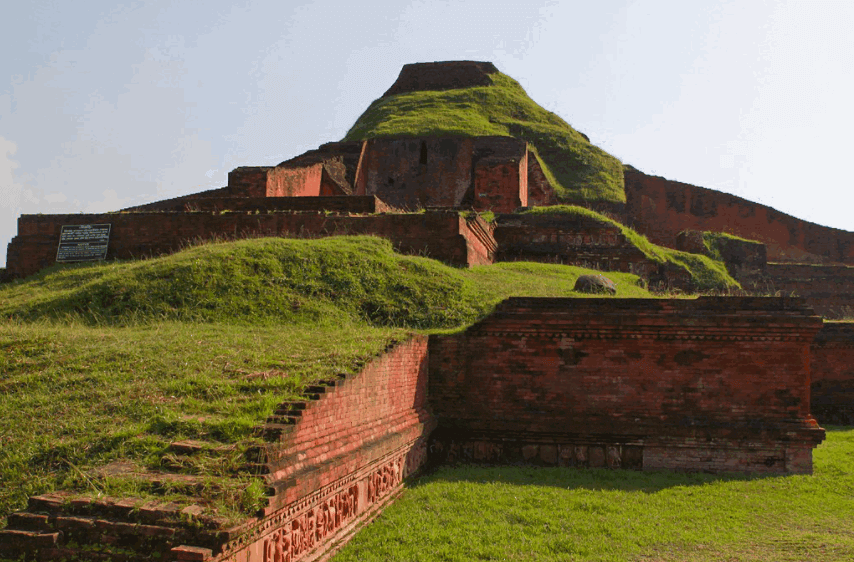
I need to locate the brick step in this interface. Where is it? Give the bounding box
[6,512,52,531]
[273,401,307,416]
[24,490,221,529]
[0,528,60,551]
[264,414,301,425]
[168,439,234,456]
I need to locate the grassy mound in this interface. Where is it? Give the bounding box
[343,73,625,204]
[1,236,657,328]
[520,206,740,291]
[0,236,655,526]
[2,236,486,329]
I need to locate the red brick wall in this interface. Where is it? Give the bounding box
[229,337,435,561]
[123,196,390,214]
[811,323,854,425]
[459,214,497,266]
[355,136,529,212]
[381,61,499,97]
[767,263,854,319]
[227,166,324,198]
[429,297,825,474]
[494,212,655,276]
[624,168,854,264]
[472,153,526,213]
[0,338,435,562]
[6,210,497,279]
[526,151,557,207]
[360,137,475,209]
[266,166,323,197]
[227,167,271,198]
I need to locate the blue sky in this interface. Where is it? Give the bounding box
[2,0,853,266]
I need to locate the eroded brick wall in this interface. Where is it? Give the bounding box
[525,152,557,207]
[494,212,655,276]
[358,137,475,209]
[472,142,527,213]
[353,136,529,212]
[624,168,854,264]
[767,263,854,319]
[381,61,499,97]
[429,297,825,474]
[675,230,768,286]
[811,323,854,425]
[124,196,390,214]
[5,209,495,279]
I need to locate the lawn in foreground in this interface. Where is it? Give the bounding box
[333,427,854,562]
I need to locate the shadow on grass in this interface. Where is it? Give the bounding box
[407,424,854,494]
[407,425,854,493]
[822,424,853,432]
[408,463,783,494]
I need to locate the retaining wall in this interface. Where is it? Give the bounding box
[624,168,854,264]
[494,212,655,276]
[5,210,496,279]
[125,196,392,214]
[428,297,825,474]
[492,213,692,289]
[767,263,854,319]
[811,323,854,425]
[0,337,435,562]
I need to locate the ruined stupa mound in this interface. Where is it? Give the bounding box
[382,60,499,97]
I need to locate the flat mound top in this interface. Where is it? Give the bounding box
[382,61,499,97]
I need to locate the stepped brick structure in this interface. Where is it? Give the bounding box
[0,297,834,560]
[0,338,435,561]
[3,60,854,560]
[494,212,692,289]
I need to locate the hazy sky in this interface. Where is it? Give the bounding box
[2,0,852,267]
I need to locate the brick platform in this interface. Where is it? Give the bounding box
[428,297,826,474]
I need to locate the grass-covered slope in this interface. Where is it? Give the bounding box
[343,73,625,204]
[0,236,654,526]
[519,205,740,291]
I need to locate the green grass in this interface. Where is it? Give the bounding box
[700,231,765,262]
[520,206,739,291]
[344,73,625,204]
[0,319,403,525]
[333,427,854,562]
[0,236,657,526]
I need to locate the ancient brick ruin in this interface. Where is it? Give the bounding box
[3,60,854,561]
[429,297,825,474]
[0,298,833,560]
